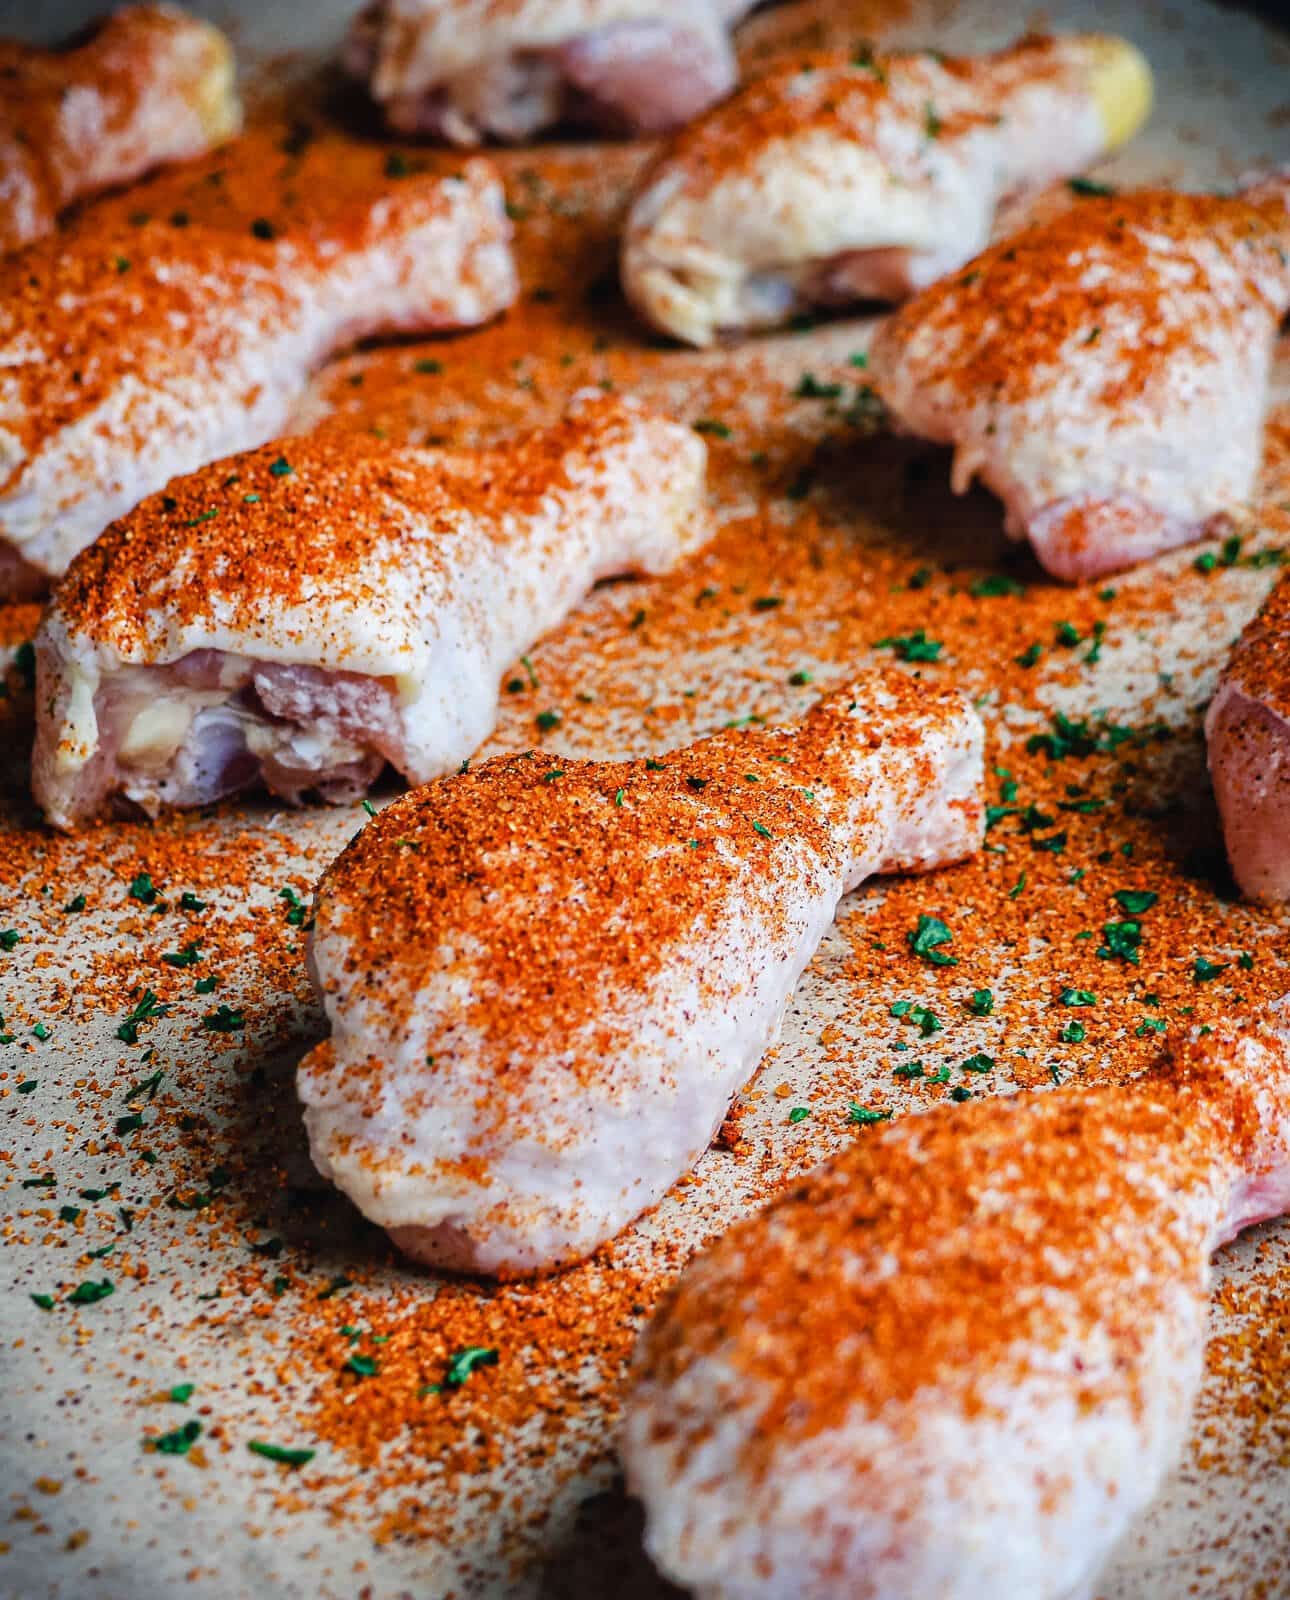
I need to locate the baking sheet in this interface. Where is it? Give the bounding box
[1,1,1288,1596]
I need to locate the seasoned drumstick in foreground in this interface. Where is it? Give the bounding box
[344,0,755,145]
[1207,570,1290,902]
[623,1007,1290,1600]
[622,34,1151,347]
[870,173,1290,582]
[0,160,515,599]
[0,4,241,256]
[298,673,983,1276]
[33,393,704,829]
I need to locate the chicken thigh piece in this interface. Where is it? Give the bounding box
[343,0,755,145]
[298,672,984,1276]
[870,174,1290,582]
[621,34,1152,347]
[623,1006,1290,1600]
[33,393,705,829]
[0,4,241,256]
[0,159,515,599]
[1206,570,1290,902]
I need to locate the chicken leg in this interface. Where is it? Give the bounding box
[622,34,1152,347]
[298,671,984,1276]
[344,0,757,146]
[33,392,704,829]
[1207,569,1290,901]
[869,173,1290,581]
[623,1005,1290,1600]
[0,157,516,598]
[0,4,241,256]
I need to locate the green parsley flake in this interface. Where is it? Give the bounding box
[68,1278,115,1305]
[202,1005,246,1033]
[873,628,943,663]
[1060,988,1097,1007]
[1098,920,1142,965]
[970,574,1024,598]
[442,1346,499,1389]
[788,1106,811,1124]
[960,1052,995,1074]
[1114,889,1157,915]
[907,915,957,966]
[847,1104,892,1126]
[792,373,843,400]
[248,1441,315,1468]
[1193,956,1228,983]
[149,1420,202,1456]
[968,989,994,1016]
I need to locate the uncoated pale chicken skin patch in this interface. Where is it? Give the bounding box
[32,393,708,828]
[0,3,241,256]
[621,34,1152,347]
[344,0,756,145]
[0,156,516,594]
[298,672,984,1276]
[623,1006,1290,1600]
[869,175,1290,581]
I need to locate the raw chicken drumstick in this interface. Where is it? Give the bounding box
[0,4,241,256]
[0,159,515,600]
[1207,569,1290,902]
[33,393,704,830]
[870,173,1290,582]
[343,0,756,145]
[623,1005,1290,1600]
[298,672,984,1276]
[622,34,1151,347]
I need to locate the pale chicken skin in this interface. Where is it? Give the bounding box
[0,157,515,598]
[33,393,706,829]
[622,34,1152,347]
[343,0,755,145]
[0,4,241,256]
[869,173,1290,582]
[298,673,984,1276]
[1206,570,1290,902]
[623,1006,1290,1600]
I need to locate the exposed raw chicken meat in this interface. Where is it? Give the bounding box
[622,34,1152,347]
[623,1004,1290,1600]
[1206,569,1290,901]
[343,0,756,145]
[0,4,241,255]
[869,173,1290,582]
[298,672,984,1275]
[0,157,515,595]
[32,393,707,828]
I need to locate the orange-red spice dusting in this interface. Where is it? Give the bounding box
[874,188,1290,409]
[0,49,1288,1593]
[643,35,1096,194]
